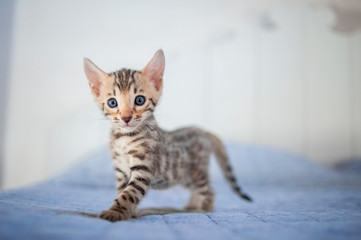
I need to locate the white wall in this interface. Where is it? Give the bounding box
[4,0,361,189]
[0,0,15,188]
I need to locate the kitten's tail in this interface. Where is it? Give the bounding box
[208,133,253,202]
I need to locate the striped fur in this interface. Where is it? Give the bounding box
[84,50,252,222]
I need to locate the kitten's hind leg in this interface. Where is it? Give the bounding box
[197,185,215,212]
[187,166,215,212]
[184,191,199,211]
[187,184,214,212]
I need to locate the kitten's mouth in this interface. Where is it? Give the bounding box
[124,123,134,128]
[114,121,138,131]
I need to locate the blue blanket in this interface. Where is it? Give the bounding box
[1,143,360,240]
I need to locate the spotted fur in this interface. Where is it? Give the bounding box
[84,50,252,222]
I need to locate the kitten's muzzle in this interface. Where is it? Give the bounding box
[121,115,132,123]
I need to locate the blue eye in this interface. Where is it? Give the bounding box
[107,98,118,108]
[135,96,145,106]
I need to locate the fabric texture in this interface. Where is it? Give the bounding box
[1,143,360,240]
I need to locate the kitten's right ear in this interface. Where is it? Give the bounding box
[83,58,108,97]
[142,50,165,92]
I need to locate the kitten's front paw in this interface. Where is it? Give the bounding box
[98,209,129,222]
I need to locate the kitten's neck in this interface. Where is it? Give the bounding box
[139,115,158,130]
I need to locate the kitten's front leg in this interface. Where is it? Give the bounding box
[99,159,153,222]
[113,165,129,195]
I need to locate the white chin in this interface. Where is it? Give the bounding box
[122,126,136,132]
[114,123,137,132]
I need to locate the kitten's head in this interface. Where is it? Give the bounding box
[84,50,165,132]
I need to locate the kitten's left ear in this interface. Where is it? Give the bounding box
[142,49,165,92]
[84,58,108,97]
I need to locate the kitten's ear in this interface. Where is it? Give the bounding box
[142,49,165,91]
[83,58,108,97]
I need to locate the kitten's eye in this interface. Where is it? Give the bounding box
[107,98,118,108]
[134,96,146,106]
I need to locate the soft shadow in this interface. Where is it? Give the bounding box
[136,207,193,217]
[54,207,194,220]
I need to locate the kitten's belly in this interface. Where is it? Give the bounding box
[151,176,177,190]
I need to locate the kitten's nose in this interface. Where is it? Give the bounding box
[121,115,132,123]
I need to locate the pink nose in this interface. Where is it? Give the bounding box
[121,115,132,123]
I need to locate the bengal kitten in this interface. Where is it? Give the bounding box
[84,50,252,222]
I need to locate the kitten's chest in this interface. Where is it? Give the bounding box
[110,137,133,166]
[111,137,131,153]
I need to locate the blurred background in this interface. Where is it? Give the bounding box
[0,0,360,189]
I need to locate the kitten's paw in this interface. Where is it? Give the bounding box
[98,209,129,222]
[184,205,197,212]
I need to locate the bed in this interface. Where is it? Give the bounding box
[1,143,360,240]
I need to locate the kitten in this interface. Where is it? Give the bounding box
[84,50,252,222]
